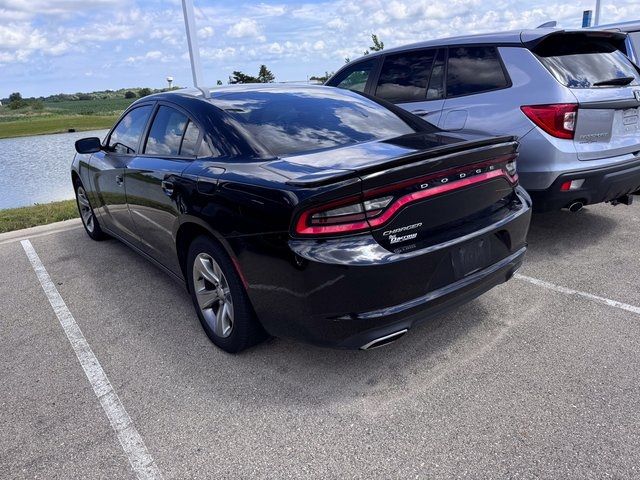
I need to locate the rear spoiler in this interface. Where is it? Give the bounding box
[285,136,518,187]
[521,29,627,51]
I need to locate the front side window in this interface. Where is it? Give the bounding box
[375,49,437,103]
[534,36,640,88]
[446,46,509,97]
[145,106,189,156]
[330,60,376,92]
[108,105,153,154]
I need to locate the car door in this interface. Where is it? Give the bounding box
[438,46,511,132]
[125,103,206,275]
[91,104,153,245]
[373,48,446,126]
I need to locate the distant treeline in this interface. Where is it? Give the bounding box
[0,87,178,108]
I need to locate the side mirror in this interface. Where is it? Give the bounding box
[75,137,102,154]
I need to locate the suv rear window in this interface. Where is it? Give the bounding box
[534,36,640,88]
[446,46,509,97]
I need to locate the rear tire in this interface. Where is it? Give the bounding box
[74,179,107,241]
[187,235,267,353]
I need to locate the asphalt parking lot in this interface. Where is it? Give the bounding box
[2,203,640,479]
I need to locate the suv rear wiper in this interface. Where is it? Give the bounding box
[592,76,635,87]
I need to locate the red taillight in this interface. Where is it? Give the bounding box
[521,103,577,139]
[295,196,391,235]
[294,155,519,237]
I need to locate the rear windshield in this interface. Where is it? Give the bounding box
[214,88,417,156]
[534,36,640,88]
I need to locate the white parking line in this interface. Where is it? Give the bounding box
[515,273,640,316]
[20,239,163,480]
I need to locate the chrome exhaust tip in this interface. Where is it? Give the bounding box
[567,201,584,213]
[360,329,408,350]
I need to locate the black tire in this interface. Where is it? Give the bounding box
[187,235,267,353]
[74,178,107,241]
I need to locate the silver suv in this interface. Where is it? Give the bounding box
[327,29,640,212]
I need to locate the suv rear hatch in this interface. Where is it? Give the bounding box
[529,31,640,161]
[283,133,521,252]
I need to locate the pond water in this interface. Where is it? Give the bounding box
[0,129,108,209]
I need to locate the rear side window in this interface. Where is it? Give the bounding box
[427,49,445,100]
[534,36,640,88]
[108,105,153,154]
[145,106,189,156]
[179,121,201,156]
[375,49,437,103]
[446,46,509,97]
[330,60,376,92]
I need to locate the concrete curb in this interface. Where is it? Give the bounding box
[0,218,83,245]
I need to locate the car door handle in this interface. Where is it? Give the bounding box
[411,109,431,117]
[161,180,175,197]
[115,174,124,186]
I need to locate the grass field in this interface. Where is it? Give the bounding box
[0,115,120,139]
[0,200,79,234]
[0,96,136,139]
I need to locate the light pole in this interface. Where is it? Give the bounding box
[181,0,209,97]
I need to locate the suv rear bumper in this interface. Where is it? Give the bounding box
[526,157,640,212]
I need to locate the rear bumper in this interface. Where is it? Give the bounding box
[324,246,526,349]
[236,188,531,349]
[526,157,640,212]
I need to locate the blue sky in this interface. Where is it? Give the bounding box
[0,0,636,97]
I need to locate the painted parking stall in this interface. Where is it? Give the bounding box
[2,202,640,477]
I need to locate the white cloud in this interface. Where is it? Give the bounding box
[227,18,261,38]
[2,0,640,96]
[198,26,215,39]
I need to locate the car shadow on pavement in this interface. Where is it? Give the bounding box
[525,206,617,264]
[190,295,514,410]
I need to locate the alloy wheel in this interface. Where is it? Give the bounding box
[192,252,234,338]
[76,186,95,233]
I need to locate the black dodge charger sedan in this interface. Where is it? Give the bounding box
[72,85,531,353]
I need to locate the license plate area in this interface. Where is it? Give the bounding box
[451,238,492,278]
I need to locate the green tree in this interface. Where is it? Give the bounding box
[228,71,259,84]
[257,65,275,83]
[369,34,384,52]
[361,34,385,57]
[138,88,152,97]
[216,80,223,85]
[124,90,136,99]
[8,92,26,109]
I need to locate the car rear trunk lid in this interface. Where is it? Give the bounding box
[285,133,520,252]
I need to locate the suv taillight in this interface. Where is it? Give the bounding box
[521,103,577,139]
